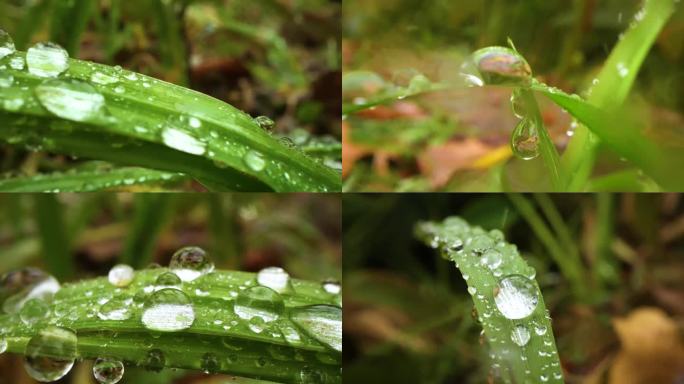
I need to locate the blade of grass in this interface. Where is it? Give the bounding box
[121,195,175,269]
[533,193,579,265]
[208,195,241,268]
[49,0,95,57]
[33,195,73,281]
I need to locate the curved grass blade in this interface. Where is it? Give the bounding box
[0,52,340,192]
[0,165,187,192]
[415,217,563,383]
[0,268,342,384]
[34,195,73,281]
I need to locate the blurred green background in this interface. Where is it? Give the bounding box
[342,0,684,191]
[0,193,341,383]
[343,193,684,383]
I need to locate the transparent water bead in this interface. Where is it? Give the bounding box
[90,72,119,85]
[169,246,214,282]
[24,326,77,382]
[98,295,133,321]
[471,46,532,86]
[534,324,548,335]
[142,288,195,331]
[0,29,16,59]
[0,72,14,88]
[290,305,342,352]
[481,249,503,270]
[511,118,540,160]
[143,349,165,372]
[254,115,275,130]
[93,358,124,384]
[0,267,60,314]
[26,42,69,78]
[161,127,206,155]
[234,286,284,323]
[243,150,267,172]
[155,271,181,287]
[510,88,527,119]
[493,275,539,320]
[108,264,134,287]
[511,324,531,346]
[35,79,106,122]
[256,267,290,293]
[201,352,219,373]
[20,298,50,325]
[322,280,341,295]
[9,56,25,70]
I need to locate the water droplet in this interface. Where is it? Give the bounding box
[471,46,532,86]
[256,267,290,293]
[322,280,341,295]
[0,29,16,59]
[616,62,629,78]
[243,150,267,172]
[511,118,540,160]
[234,286,284,323]
[35,79,105,122]
[493,275,538,319]
[142,349,165,372]
[26,42,69,78]
[300,366,324,383]
[481,249,503,270]
[108,264,134,287]
[161,127,206,155]
[201,352,219,373]
[254,116,275,130]
[188,116,201,128]
[0,72,14,88]
[0,267,60,314]
[90,72,119,85]
[0,336,6,354]
[24,326,77,382]
[169,246,214,282]
[408,74,431,93]
[290,305,342,352]
[155,272,181,287]
[248,316,266,333]
[534,324,548,335]
[467,286,477,295]
[510,88,527,119]
[511,324,530,346]
[20,298,50,325]
[93,358,124,384]
[98,295,133,321]
[9,56,25,70]
[142,288,195,331]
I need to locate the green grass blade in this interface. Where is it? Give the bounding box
[49,0,95,56]
[415,217,563,384]
[0,165,187,192]
[0,53,340,192]
[33,195,73,281]
[122,195,175,268]
[0,268,341,384]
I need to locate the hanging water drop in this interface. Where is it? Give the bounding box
[254,116,275,130]
[510,88,527,119]
[141,288,195,331]
[93,358,124,384]
[142,349,165,372]
[234,286,284,323]
[511,118,540,160]
[35,79,106,122]
[26,42,69,78]
[0,29,16,59]
[256,267,290,293]
[493,275,539,319]
[511,324,531,346]
[290,305,342,352]
[0,267,60,314]
[169,246,214,282]
[243,150,267,172]
[24,326,77,382]
[107,264,134,287]
[471,46,532,86]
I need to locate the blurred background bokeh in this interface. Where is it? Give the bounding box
[0,193,341,383]
[343,193,684,383]
[342,0,684,191]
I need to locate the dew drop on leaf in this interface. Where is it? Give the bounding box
[0,267,60,314]
[0,336,7,354]
[161,127,206,155]
[155,271,181,287]
[322,280,341,295]
[0,72,14,88]
[256,267,290,293]
[24,326,77,382]
[90,72,119,85]
[201,352,219,374]
[254,115,275,130]
[19,298,50,325]
[481,249,503,270]
[93,358,124,384]
[26,42,69,78]
[234,286,284,323]
[141,288,195,332]
[243,150,267,172]
[98,295,133,321]
[511,324,531,346]
[290,305,342,352]
[169,246,214,282]
[35,79,106,123]
[471,46,532,86]
[142,349,165,372]
[511,118,540,160]
[107,264,134,287]
[9,56,24,70]
[510,88,527,119]
[535,323,548,335]
[493,275,538,320]
[0,29,16,60]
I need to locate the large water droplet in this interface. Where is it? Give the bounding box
[234,286,284,323]
[169,246,214,282]
[0,267,60,314]
[26,42,69,78]
[256,267,290,293]
[0,29,16,59]
[254,116,275,130]
[24,326,77,382]
[481,249,503,270]
[290,305,342,352]
[35,79,105,122]
[511,118,540,160]
[155,271,181,287]
[142,349,165,372]
[511,324,531,346]
[93,358,124,384]
[98,295,133,321]
[0,72,13,88]
[161,127,206,155]
[141,288,195,331]
[107,264,134,287]
[471,46,532,86]
[493,275,538,320]
[20,298,50,325]
[243,150,267,172]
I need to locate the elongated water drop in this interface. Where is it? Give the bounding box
[511,118,540,160]
[254,116,275,130]
[90,72,119,85]
[256,267,290,293]
[471,46,532,86]
[108,264,134,287]
[26,42,69,78]
[243,150,267,172]
[1,267,60,314]
[142,288,195,331]
[93,358,124,384]
[169,246,214,282]
[511,324,531,346]
[35,79,105,122]
[234,286,284,323]
[322,280,341,295]
[161,127,206,155]
[0,29,16,59]
[24,326,77,382]
[493,275,538,319]
[290,305,342,352]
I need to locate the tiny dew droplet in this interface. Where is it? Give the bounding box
[24,326,77,382]
[0,72,13,88]
[169,246,214,282]
[322,279,341,295]
[93,358,124,384]
[142,349,165,372]
[141,288,195,332]
[243,150,267,172]
[108,264,134,287]
[493,275,539,320]
[511,117,540,160]
[471,46,532,86]
[201,352,219,374]
[511,324,531,346]
[234,286,284,323]
[26,42,69,78]
[535,323,548,335]
[290,305,342,352]
[254,115,275,130]
[0,29,16,60]
[90,72,119,85]
[256,267,290,293]
[35,79,106,123]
